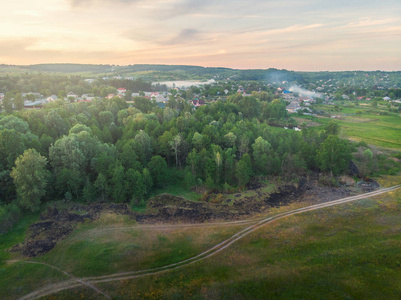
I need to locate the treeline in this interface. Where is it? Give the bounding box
[0,74,155,98]
[0,93,355,216]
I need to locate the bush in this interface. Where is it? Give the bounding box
[0,202,22,234]
[211,193,224,203]
[318,175,338,187]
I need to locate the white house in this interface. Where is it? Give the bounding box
[46,95,58,102]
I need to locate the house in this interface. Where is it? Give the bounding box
[24,99,46,109]
[286,101,301,113]
[84,79,95,84]
[190,99,206,108]
[82,94,95,101]
[46,95,58,102]
[117,88,126,95]
[154,94,168,103]
[67,91,78,99]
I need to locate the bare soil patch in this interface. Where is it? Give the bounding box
[11,176,368,257]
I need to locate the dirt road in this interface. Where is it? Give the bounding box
[16,184,401,300]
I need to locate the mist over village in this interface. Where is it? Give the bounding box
[1,1,401,299]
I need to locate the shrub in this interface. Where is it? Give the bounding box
[318,175,338,187]
[0,202,22,234]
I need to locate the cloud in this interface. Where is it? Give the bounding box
[162,28,201,45]
[0,38,40,56]
[125,27,205,46]
[0,37,119,64]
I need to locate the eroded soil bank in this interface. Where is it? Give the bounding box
[11,176,376,257]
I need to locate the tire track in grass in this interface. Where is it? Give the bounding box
[7,260,111,299]
[19,185,401,300]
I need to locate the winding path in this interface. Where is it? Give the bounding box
[16,184,401,300]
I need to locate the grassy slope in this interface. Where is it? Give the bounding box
[1,176,400,299]
[95,182,401,299]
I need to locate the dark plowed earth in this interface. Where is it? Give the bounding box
[11,177,361,257]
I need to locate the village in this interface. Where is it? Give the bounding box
[0,70,400,116]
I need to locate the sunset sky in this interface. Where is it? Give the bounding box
[0,0,400,71]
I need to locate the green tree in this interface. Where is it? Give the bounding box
[317,135,352,177]
[69,124,92,135]
[110,163,126,203]
[10,149,49,212]
[142,168,153,195]
[134,130,153,165]
[192,132,204,150]
[49,131,111,174]
[0,115,30,134]
[324,121,340,135]
[224,132,237,148]
[55,168,83,199]
[2,92,13,114]
[126,169,145,205]
[45,110,67,138]
[238,96,261,119]
[170,134,182,167]
[98,111,115,128]
[148,155,168,187]
[13,93,24,110]
[0,129,27,170]
[236,153,252,188]
[94,173,108,202]
[252,136,271,174]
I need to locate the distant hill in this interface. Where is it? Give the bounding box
[0,64,399,88]
[24,63,114,73]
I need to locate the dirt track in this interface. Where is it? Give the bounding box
[14,184,401,300]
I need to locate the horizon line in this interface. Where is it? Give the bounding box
[1,63,400,73]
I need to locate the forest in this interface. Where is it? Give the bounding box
[0,87,357,232]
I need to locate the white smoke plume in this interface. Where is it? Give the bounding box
[289,85,321,98]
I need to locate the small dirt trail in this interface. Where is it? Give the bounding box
[7,260,111,300]
[19,185,401,300]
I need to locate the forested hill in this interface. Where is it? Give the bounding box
[25,64,113,74]
[1,63,400,86]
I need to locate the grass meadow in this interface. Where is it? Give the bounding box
[299,102,401,150]
[1,175,400,299]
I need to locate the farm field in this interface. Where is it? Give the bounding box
[299,103,401,150]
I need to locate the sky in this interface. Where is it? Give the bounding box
[0,0,400,71]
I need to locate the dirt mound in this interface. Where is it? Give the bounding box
[138,194,240,223]
[358,179,380,191]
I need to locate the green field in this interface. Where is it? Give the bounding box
[1,175,401,299]
[299,102,401,150]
